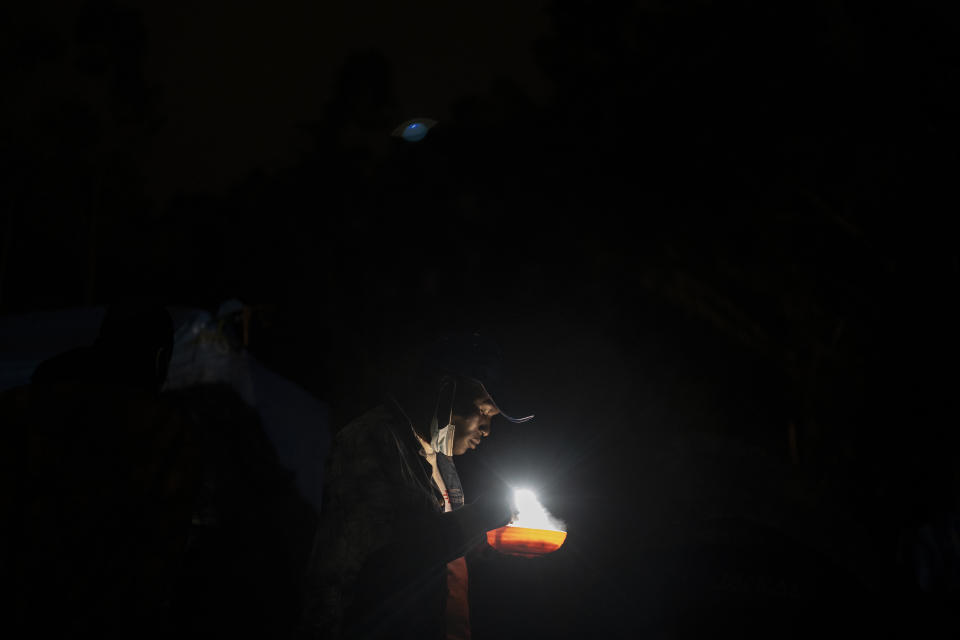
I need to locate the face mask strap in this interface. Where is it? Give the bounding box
[447,378,457,427]
[429,377,457,435]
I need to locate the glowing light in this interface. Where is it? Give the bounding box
[486,489,567,556]
[510,488,565,532]
[402,123,427,142]
[391,118,437,142]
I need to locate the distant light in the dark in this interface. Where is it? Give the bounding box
[392,118,437,142]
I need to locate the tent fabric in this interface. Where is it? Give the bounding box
[164,306,330,511]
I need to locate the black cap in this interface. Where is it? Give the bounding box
[422,331,534,424]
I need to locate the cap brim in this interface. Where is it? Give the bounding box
[496,407,535,423]
[479,382,534,424]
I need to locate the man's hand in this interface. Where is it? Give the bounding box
[471,490,517,531]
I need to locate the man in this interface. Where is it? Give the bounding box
[300,332,533,640]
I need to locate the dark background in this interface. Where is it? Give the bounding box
[2,1,958,637]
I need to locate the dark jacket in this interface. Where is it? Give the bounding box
[300,400,501,640]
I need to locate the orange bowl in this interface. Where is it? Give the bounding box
[486,526,567,557]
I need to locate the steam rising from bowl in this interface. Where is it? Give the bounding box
[510,488,565,532]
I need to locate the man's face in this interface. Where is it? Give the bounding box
[451,394,500,455]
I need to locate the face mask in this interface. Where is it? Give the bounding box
[432,420,456,457]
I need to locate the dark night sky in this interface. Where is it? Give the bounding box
[139,0,552,199]
[3,0,553,200]
[2,1,960,638]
